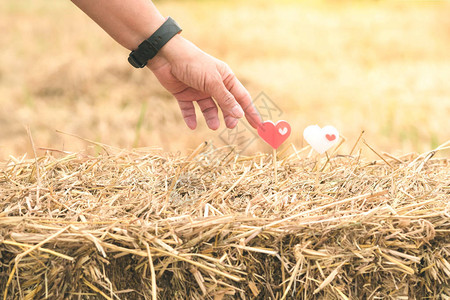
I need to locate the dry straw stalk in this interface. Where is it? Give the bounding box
[0,140,449,299]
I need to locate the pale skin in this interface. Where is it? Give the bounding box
[71,0,262,130]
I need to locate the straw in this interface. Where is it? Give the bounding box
[0,140,449,299]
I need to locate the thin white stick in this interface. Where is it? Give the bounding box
[273,148,278,185]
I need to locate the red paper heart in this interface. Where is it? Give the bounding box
[325,134,336,141]
[257,120,291,149]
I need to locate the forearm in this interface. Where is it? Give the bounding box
[71,0,260,130]
[70,0,165,50]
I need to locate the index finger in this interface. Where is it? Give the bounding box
[224,75,262,129]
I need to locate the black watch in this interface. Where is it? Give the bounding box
[128,17,182,68]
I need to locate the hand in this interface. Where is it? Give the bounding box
[147,35,261,130]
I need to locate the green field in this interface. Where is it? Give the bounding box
[1,0,449,159]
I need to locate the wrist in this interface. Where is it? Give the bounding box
[147,34,185,66]
[128,16,166,50]
[128,17,182,68]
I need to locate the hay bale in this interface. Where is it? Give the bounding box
[0,142,449,299]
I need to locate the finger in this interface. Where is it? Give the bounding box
[208,74,245,119]
[177,101,197,130]
[223,75,262,129]
[173,86,210,102]
[223,114,239,129]
[196,98,220,130]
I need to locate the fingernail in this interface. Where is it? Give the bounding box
[231,105,244,118]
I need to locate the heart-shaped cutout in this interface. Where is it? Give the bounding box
[303,125,339,154]
[279,127,288,135]
[326,134,336,141]
[258,120,291,149]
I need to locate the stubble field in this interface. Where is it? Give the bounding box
[0,0,449,158]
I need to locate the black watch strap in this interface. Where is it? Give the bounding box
[128,17,182,68]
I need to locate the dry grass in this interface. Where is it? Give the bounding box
[1,0,450,159]
[0,139,449,299]
[1,1,449,298]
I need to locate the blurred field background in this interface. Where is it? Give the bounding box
[1,0,449,160]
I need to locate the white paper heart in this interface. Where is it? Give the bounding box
[303,125,339,154]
